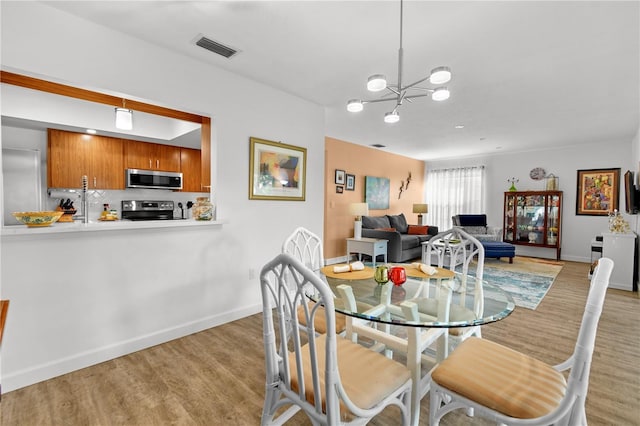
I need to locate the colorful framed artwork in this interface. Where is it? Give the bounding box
[346,174,355,191]
[249,136,306,201]
[335,169,345,185]
[365,176,390,209]
[576,168,620,215]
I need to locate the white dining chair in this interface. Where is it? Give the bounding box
[422,227,485,351]
[429,257,614,425]
[260,253,413,425]
[282,227,347,335]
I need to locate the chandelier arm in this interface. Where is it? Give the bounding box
[406,86,435,92]
[361,98,400,105]
[403,94,432,101]
[401,75,433,92]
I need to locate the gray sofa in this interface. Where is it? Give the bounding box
[361,213,439,262]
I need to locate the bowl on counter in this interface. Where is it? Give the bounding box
[12,211,64,227]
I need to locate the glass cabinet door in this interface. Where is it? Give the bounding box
[504,194,516,241]
[546,194,560,246]
[515,194,545,244]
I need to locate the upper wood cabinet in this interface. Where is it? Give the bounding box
[124,140,181,172]
[180,147,202,192]
[200,117,212,191]
[47,129,124,189]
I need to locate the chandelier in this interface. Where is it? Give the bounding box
[346,0,451,123]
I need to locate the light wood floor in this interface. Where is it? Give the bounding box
[2,260,639,425]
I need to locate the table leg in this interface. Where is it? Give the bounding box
[406,326,421,426]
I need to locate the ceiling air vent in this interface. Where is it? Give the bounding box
[371,144,386,148]
[196,36,237,58]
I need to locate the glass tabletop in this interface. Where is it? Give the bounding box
[308,264,516,328]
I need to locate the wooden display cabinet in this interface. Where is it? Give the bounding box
[503,191,563,260]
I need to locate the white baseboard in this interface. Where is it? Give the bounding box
[2,304,262,393]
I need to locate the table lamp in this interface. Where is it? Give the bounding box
[349,202,369,240]
[413,203,428,225]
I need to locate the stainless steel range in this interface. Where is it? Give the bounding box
[121,200,174,221]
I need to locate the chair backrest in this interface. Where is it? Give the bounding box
[562,257,613,420]
[282,227,324,271]
[260,253,349,422]
[424,227,485,316]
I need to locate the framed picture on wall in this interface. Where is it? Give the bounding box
[345,174,355,191]
[335,169,345,185]
[576,168,620,215]
[249,136,306,201]
[365,176,390,209]
[336,186,344,193]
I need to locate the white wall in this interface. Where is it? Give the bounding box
[0,2,324,391]
[426,139,635,262]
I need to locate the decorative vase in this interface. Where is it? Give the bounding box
[193,197,214,221]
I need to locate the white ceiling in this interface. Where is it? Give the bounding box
[44,0,639,160]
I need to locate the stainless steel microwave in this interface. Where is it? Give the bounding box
[126,169,183,190]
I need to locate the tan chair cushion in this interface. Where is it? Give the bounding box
[431,336,567,419]
[289,334,411,420]
[297,302,346,334]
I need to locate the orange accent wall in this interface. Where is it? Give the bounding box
[324,137,425,260]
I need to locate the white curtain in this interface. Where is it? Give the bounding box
[425,166,485,231]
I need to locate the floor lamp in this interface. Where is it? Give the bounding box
[413,203,428,226]
[349,202,369,240]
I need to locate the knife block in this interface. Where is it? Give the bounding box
[56,206,76,222]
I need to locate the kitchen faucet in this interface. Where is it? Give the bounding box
[72,175,90,224]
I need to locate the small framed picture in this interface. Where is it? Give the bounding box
[346,174,355,191]
[336,186,344,193]
[335,169,345,185]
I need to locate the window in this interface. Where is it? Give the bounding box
[426,166,485,230]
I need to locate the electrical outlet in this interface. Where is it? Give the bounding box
[249,268,256,280]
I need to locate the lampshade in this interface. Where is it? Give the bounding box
[384,111,400,124]
[115,107,133,130]
[347,99,364,112]
[349,202,369,219]
[429,66,452,85]
[412,204,429,214]
[367,74,387,92]
[431,87,450,101]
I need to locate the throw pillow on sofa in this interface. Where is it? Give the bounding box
[387,213,409,233]
[407,225,429,235]
[362,215,391,229]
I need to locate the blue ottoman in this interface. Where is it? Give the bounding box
[481,241,516,263]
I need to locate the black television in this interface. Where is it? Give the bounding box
[624,170,640,214]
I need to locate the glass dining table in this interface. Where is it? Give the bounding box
[307,263,516,426]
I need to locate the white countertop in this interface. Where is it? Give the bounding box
[2,218,223,236]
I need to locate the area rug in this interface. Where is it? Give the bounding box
[468,257,564,310]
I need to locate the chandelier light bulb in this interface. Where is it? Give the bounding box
[367,74,387,92]
[432,87,450,101]
[347,99,364,112]
[384,111,400,124]
[429,66,452,85]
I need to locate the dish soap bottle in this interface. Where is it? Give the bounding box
[101,204,109,220]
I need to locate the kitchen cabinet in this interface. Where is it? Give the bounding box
[503,191,563,260]
[47,129,124,189]
[124,140,180,172]
[200,117,211,191]
[180,147,202,192]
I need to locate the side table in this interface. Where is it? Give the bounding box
[346,237,388,267]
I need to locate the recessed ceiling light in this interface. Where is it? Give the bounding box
[479,137,486,141]
[86,129,97,134]
[454,125,464,129]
